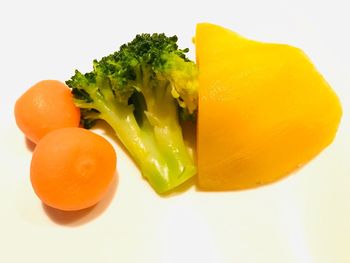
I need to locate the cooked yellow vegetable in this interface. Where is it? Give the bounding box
[196,23,342,190]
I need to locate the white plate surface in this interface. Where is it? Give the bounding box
[1,1,349,262]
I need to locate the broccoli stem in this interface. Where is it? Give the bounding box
[91,92,195,193]
[153,124,196,190]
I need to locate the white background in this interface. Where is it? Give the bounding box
[1,0,349,262]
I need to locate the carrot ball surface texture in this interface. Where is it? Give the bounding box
[30,128,117,211]
[15,80,80,143]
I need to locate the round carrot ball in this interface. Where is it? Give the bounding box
[30,128,116,211]
[14,80,80,144]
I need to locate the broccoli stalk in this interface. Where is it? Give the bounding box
[66,34,198,193]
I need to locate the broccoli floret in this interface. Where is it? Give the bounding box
[66,33,198,193]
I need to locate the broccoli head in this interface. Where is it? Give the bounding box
[66,33,198,193]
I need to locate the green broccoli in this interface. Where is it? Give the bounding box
[66,33,198,193]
